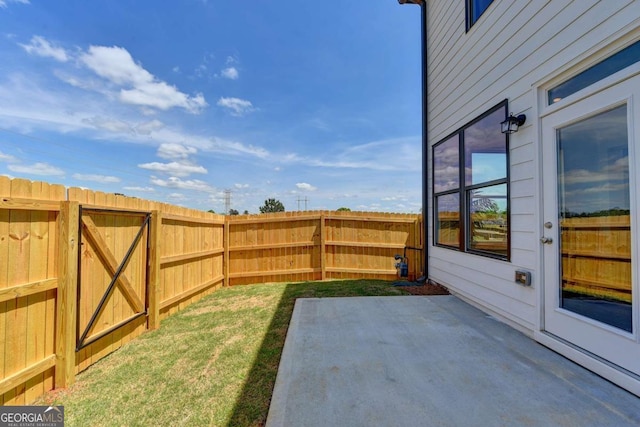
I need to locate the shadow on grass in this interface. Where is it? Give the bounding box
[226,279,408,427]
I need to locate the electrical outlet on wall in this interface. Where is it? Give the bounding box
[515,270,531,286]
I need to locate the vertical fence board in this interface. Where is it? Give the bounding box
[224,218,230,287]
[5,179,32,404]
[55,200,79,389]
[25,204,48,402]
[148,211,160,330]
[0,178,10,405]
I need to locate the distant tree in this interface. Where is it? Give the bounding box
[471,198,499,213]
[336,207,351,212]
[243,210,249,215]
[228,209,239,215]
[207,209,215,214]
[259,198,285,213]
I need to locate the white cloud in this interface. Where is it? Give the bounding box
[157,143,197,160]
[120,86,206,113]
[83,116,133,133]
[217,97,254,116]
[194,64,208,79]
[0,150,17,162]
[72,173,121,183]
[138,161,207,177]
[234,183,249,189]
[0,0,30,9]
[19,35,68,62]
[220,67,239,80]
[209,136,268,158]
[8,162,64,176]
[563,157,629,186]
[81,45,154,85]
[150,176,214,192]
[296,182,317,191]
[135,119,164,135]
[0,74,269,161]
[381,195,407,201]
[123,186,155,192]
[282,137,421,172]
[581,183,629,193]
[80,45,207,113]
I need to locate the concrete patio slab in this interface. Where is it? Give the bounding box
[266,296,640,427]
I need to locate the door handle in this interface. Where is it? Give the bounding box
[540,237,553,244]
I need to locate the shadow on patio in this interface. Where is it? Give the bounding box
[226,279,411,426]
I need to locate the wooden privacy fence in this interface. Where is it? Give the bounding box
[227,211,423,286]
[1,178,225,405]
[0,177,421,405]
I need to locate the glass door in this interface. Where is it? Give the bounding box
[542,76,639,376]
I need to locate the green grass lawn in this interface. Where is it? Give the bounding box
[37,280,409,426]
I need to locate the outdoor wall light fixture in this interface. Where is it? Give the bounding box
[500,114,526,134]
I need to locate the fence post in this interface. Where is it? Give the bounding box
[320,213,326,280]
[224,217,230,287]
[419,215,425,278]
[147,210,161,330]
[55,200,79,388]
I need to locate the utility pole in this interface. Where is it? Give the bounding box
[224,189,231,214]
[296,196,309,211]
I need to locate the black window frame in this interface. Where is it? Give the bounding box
[466,0,495,31]
[432,100,510,261]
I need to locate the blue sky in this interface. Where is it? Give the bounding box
[0,0,422,213]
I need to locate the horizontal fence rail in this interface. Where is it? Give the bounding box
[0,176,422,405]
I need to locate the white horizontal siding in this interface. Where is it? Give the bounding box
[426,0,640,334]
[430,248,536,334]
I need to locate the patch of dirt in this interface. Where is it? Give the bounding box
[400,282,450,296]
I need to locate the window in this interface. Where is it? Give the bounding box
[548,39,640,105]
[433,101,509,259]
[466,0,494,30]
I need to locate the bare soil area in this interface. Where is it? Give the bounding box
[399,281,450,296]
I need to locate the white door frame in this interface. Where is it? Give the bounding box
[534,60,640,398]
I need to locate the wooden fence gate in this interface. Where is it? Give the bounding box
[75,207,151,368]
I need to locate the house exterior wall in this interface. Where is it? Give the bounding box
[426,0,640,335]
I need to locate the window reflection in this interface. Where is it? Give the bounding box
[464,108,507,186]
[548,40,640,104]
[558,104,632,332]
[469,184,507,255]
[468,0,494,27]
[558,105,629,216]
[433,135,460,193]
[435,193,460,247]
